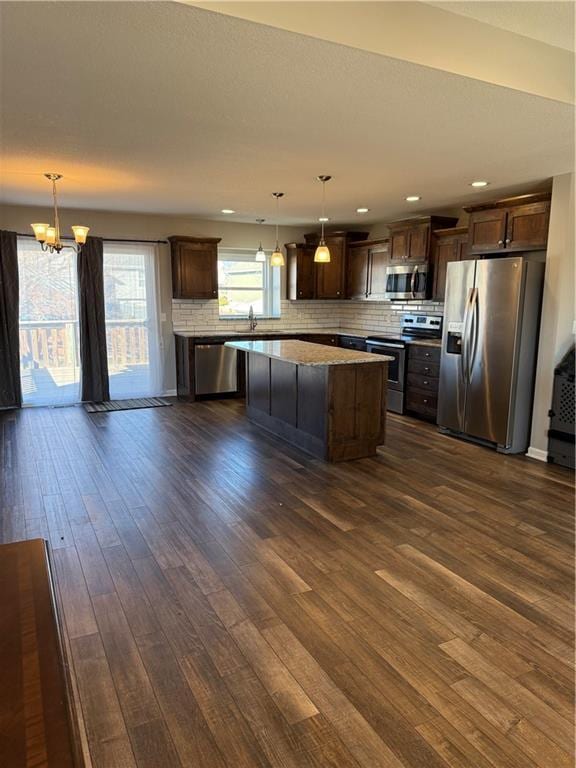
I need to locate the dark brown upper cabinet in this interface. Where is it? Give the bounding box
[430,227,469,301]
[287,231,369,300]
[315,233,347,299]
[388,216,458,263]
[169,236,221,299]
[464,192,551,255]
[286,243,316,300]
[346,243,370,299]
[346,239,389,299]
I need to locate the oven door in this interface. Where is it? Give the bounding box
[385,264,428,300]
[366,341,407,413]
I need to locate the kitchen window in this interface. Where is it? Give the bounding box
[218,249,280,318]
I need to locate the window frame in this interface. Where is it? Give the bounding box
[217,248,280,319]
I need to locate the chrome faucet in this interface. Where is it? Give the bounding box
[248,305,258,332]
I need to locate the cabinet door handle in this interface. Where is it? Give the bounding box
[336,291,340,295]
[424,380,429,385]
[425,352,431,358]
[423,398,429,404]
[498,240,504,245]
[424,367,430,372]
[505,238,511,244]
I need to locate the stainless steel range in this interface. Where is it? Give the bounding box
[366,314,442,413]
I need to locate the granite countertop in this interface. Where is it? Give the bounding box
[174,328,343,339]
[174,328,443,346]
[225,340,394,367]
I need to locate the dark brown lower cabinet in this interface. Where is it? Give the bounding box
[304,334,339,346]
[405,343,441,421]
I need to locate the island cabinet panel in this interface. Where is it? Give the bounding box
[247,354,270,413]
[270,358,297,426]
[297,366,328,440]
[169,236,221,299]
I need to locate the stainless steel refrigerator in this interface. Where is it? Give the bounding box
[437,256,544,453]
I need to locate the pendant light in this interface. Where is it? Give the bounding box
[270,193,285,267]
[314,175,331,263]
[255,219,266,262]
[31,173,89,254]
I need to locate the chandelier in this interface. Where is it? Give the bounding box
[31,173,89,254]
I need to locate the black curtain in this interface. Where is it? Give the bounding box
[0,230,22,409]
[78,236,110,402]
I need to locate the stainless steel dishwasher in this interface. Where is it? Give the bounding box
[194,344,238,396]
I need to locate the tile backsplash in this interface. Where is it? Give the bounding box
[172,298,444,335]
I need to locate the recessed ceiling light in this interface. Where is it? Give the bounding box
[318,216,330,223]
[406,196,421,202]
[470,180,489,188]
[221,208,235,214]
[356,207,370,214]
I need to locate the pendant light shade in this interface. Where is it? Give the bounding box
[255,219,266,262]
[270,193,285,267]
[270,248,284,267]
[314,244,331,263]
[314,175,331,263]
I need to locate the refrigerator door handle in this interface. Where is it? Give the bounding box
[468,287,480,378]
[461,288,474,383]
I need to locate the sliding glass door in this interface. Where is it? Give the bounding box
[103,243,162,399]
[18,239,81,406]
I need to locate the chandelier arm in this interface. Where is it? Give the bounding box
[52,178,61,248]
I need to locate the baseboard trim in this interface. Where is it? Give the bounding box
[163,389,177,397]
[526,446,548,462]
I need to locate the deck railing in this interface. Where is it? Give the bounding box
[19,320,149,369]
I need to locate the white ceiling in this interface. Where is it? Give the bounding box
[0,2,573,225]
[429,2,575,52]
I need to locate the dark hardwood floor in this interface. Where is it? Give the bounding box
[0,400,573,768]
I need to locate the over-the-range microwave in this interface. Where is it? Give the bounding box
[384,263,429,300]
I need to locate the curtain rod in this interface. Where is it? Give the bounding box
[16,232,168,245]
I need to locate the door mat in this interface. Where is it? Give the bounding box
[84,397,172,413]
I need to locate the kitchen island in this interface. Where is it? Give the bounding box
[225,340,392,461]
